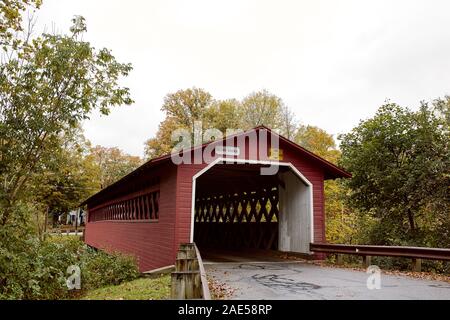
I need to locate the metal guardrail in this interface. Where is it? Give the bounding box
[310,243,450,272]
[310,243,450,260]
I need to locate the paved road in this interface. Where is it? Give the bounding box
[205,261,450,300]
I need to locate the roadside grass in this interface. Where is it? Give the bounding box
[82,275,171,300]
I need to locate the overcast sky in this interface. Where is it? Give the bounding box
[36,0,450,157]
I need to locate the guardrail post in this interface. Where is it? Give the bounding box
[362,255,372,268]
[412,258,422,272]
[336,254,343,265]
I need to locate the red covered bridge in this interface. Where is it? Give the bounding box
[82,126,351,272]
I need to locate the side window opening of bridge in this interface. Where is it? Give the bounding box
[88,190,160,222]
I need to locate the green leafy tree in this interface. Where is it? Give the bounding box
[339,102,450,246]
[31,130,101,230]
[0,15,133,226]
[433,96,450,126]
[0,2,140,300]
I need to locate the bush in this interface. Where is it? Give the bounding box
[80,246,140,291]
[0,234,139,300]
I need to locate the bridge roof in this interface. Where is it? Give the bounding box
[81,126,351,206]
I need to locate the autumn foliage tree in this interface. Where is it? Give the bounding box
[144,88,297,159]
[88,146,142,189]
[0,0,41,45]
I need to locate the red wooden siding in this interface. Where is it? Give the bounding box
[280,141,326,243]
[85,163,178,272]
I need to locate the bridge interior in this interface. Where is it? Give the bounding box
[193,163,312,257]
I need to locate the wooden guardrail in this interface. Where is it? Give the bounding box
[194,243,212,300]
[310,243,450,272]
[171,243,211,300]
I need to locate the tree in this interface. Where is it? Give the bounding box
[31,129,101,229]
[144,117,181,159]
[279,104,297,139]
[161,87,213,134]
[0,15,133,226]
[88,146,142,189]
[145,88,230,160]
[433,96,450,126]
[339,102,450,246]
[204,99,243,133]
[145,88,298,158]
[240,89,284,129]
[0,0,41,45]
[295,125,340,163]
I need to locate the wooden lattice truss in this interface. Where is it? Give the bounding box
[194,185,279,250]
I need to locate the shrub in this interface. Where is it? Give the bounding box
[0,234,139,300]
[80,247,140,291]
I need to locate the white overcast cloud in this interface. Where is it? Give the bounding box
[36,0,450,157]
